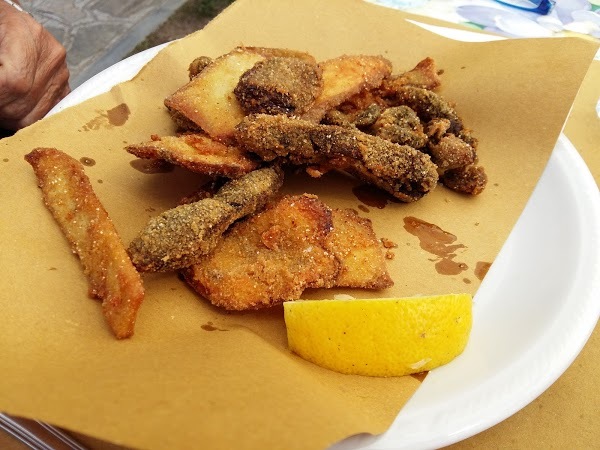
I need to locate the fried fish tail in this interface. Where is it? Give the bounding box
[25,148,145,339]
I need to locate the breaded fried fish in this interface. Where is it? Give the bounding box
[301,54,392,123]
[327,208,393,289]
[182,194,340,310]
[25,148,145,339]
[126,133,259,178]
[235,114,438,202]
[128,166,283,272]
[234,56,323,116]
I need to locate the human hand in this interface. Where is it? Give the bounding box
[0,1,70,130]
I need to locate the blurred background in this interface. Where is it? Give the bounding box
[20,0,234,88]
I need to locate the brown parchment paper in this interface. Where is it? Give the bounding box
[0,0,597,449]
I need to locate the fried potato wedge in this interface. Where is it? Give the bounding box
[128,167,284,272]
[165,47,266,142]
[126,133,259,178]
[301,55,392,123]
[24,148,145,339]
[327,208,393,289]
[182,194,340,310]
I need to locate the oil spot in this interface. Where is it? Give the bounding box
[201,321,228,332]
[81,103,130,131]
[475,261,492,281]
[80,157,95,166]
[403,216,468,276]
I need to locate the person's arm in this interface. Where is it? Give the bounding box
[0,0,70,131]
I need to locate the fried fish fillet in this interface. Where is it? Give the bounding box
[182,194,340,310]
[126,133,259,178]
[301,54,393,123]
[235,114,438,202]
[24,148,145,339]
[183,195,393,310]
[327,208,393,289]
[128,166,283,272]
[165,47,266,142]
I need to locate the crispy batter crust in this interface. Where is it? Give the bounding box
[24,148,145,339]
[164,47,266,142]
[381,57,442,91]
[182,194,339,310]
[127,167,284,272]
[126,133,259,178]
[234,57,323,116]
[235,114,438,202]
[301,55,392,123]
[327,208,393,289]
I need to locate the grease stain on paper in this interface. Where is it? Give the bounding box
[82,103,131,131]
[403,216,468,276]
[475,261,492,280]
[201,321,228,332]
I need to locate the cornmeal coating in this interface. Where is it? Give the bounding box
[182,194,339,310]
[234,57,322,116]
[128,166,283,272]
[235,114,438,202]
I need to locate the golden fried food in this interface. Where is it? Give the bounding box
[301,55,392,123]
[235,113,438,202]
[165,47,266,142]
[244,46,318,64]
[383,85,464,135]
[128,167,283,272]
[427,133,476,172]
[381,57,441,91]
[369,105,428,148]
[441,165,487,195]
[188,56,213,79]
[182,194,340,310]
[126,133,259,178]
[24,148,145,339]
[234,57,323,115]
[326,208,393,289]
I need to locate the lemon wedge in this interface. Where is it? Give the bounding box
[283,294,472,377]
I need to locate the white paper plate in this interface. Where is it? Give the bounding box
[50,27,600,450]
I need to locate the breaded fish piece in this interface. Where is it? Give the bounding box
[165,47,266,142]
[235,114,438,202]
[327,208,393,289]
[234,57,323,116]
[126,133,259,178]
[24,148,145,339]
[381,57,442,91]
[301,55,392,123]
[128,167,284,272]
[182,194,339,310]
[384,85,464,135]
[441,165,487,195]
[369,105,428,148]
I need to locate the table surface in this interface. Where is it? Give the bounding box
[1,1,598,448]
